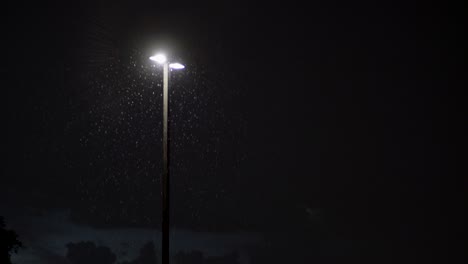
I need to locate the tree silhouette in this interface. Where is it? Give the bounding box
[132,241,157,264]
[205,251,239,264]
[66,241,116,264]
[173,250,239,264]
[119,241,158,264]
[173,250,203,264]
[0,216,23,264]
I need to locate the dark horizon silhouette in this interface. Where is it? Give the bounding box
[1,216,24,264]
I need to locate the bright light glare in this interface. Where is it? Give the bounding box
[169,63,185,69]
[149,54,167,64]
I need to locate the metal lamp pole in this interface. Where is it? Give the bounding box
[149,54,184,264]
[162,61,170,264]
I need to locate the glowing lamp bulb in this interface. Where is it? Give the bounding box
[149,54,167,64]
[169,63,185,69]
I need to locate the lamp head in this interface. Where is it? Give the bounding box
[149,54,167,64]
[169,63,185,70]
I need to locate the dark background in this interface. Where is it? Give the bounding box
[1,1,465,263]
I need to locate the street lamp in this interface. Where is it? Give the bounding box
[149,53,184,264]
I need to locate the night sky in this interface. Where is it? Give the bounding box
[1,1,464,264]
